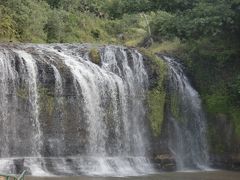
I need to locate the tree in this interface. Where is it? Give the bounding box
[153,0,198,12]
[104,0,152,18]
[45,0,62,8]
[0,5,15,40]
[44,9,63,43]
[151,0,239,40]
[3,0,50,42]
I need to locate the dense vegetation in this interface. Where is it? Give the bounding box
[0,0,240,155]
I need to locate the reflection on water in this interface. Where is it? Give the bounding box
[25,171,240,180]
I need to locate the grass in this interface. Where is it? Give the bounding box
[148,38,181,54]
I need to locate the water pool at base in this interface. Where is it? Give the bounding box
[25,171,240,180]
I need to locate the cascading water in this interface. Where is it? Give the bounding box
[162,56,209,170]
[0,44,153,176]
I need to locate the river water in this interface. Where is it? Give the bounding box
[25,171,240,180]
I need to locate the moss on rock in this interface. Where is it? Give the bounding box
[16,87,28,100]
[38,87,55,117]
[148,89,166,136]
[140,48,168,136]
[89,48,101,65]
[169,93,181,122]
[231,109,240,138]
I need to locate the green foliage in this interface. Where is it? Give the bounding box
[148,39,181,54]
[150,11,175,41]
[104,0,152,19]
[205,93,230,113]
[0,5,15,40]
[0,0,239,44]
[44,9,63,43]
[1,0,50,42]
[24,3,117,44]
[105,13,148,45]
[49,0,107,16]
[45,0,61,8]
[153,0,198,12]
[0,0,145,43]
[151,1,238,40]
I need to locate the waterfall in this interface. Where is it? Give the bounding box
[163,56,209,170]
[0,44,210,175]
[14,50,43,157]
[0,44,153,176]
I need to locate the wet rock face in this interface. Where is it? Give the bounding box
[208,113,240,170]
[0,44,154,176]
[35,55,85,156]
[142,55,160,90]
[152,154,177,171]
[0,45,84,157]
